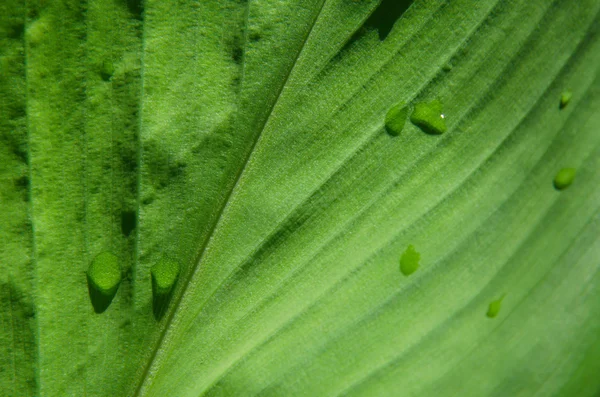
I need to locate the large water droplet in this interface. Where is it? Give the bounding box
[87,252,122,313]
[553,167,576,190]
[385,102,408,136]
[410,100,447,135]
[399,244,420,276]
[151,259,180,296]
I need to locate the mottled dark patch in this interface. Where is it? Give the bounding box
[1,130,28,163]
[0,282,36,395]
[249,32,262,42]
[142,195,155,205]
[8,23,25,39]
[144,140,187,189]
[232,46,243,64]
[121,210,136,237]
[126,0,144,20]
[14,175,29,188]
[120,146,138,173]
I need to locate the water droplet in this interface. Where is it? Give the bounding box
[151,258,181,319]
[385,102,408,136]
[87,252,122,313]
[553,167,576,190]
[486,294,506,318]
[559,91,572,109]
[410,100,447,135]
[151,259,180,297]
[399,244,420,276]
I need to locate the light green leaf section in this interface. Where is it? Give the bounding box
[0,0,599,396]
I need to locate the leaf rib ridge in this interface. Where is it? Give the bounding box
[199,13,598,392]
[342,195,600,397]
[270,60,600,394]
[133,1,330,395]
[263,130,600,396]
[334,127,600,395]
[182,0,506,333]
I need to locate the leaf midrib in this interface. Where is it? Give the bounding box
[132,1,330,394]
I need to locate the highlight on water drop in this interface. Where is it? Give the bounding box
[553,167,576,190]
[410,99,447,135]
[399,244,420,276]
[87,252,122,313]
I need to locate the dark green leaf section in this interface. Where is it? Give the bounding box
[0,1,35,396]
[24,0,143,395]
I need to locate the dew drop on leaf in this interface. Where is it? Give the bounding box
[553,167,576,190]
[410,99,447,135]
[87,252,122,313]
[151,259,180,297]
[399,244,420,276]
[559,91,572,109]
[486,294,506,318]
[385,102,408,136]
[151,259,181,320]
[88,252,121,296]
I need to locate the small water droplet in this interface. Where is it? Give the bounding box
[385,102,408,136]
[486,294,506,318]
[553,167,576,190]
[559,91,572,109]
[151,258,181,319]
[399,244,420,276]
[410,100,447,135]
[151,259,180,296]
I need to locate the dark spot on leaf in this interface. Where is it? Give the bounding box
[121,210,137,237]
[364,0,414,40]
[125,0,144,20]
[142,195,155,205]
[14,176,30,201]
[121,147,138,173]
[232,46,243,64]
[14,175,29,188]
[1,130,28,163]
[342,0,415,53]
[249,32,262,42]
[8,23,25,39]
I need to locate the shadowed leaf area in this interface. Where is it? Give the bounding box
[1,0,600,396]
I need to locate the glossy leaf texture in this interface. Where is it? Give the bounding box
[1,0,600,396]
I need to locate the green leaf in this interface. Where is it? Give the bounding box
[1,0,599,396]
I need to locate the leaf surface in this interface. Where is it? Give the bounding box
[1,1,599,396]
